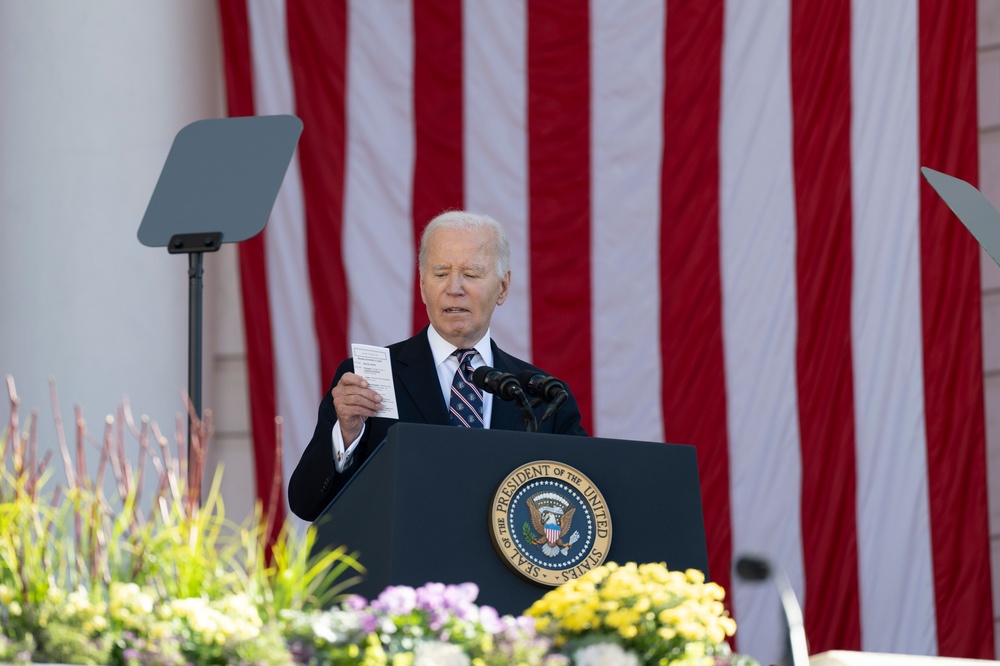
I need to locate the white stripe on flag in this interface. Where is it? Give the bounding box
[344,0,416,348]
[590,0,665,441]
[851,0,936,653]
[463,0,530,360]
[721,1,804,664]
[248,0,318,525]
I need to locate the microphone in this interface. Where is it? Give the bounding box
[472,366,526,403]
[734,554,809,666]
[472,366,538,433]
[517,370,569,422]
[516,370,568,403]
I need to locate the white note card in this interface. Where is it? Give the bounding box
[351,343,400,419]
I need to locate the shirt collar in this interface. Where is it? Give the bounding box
[426,326,493,368]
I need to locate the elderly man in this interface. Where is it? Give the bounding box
[288,210,588,522]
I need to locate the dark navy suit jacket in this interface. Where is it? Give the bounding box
[288,326,589,521]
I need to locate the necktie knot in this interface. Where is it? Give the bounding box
[449,349,484,428]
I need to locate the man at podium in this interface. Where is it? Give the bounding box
[288,211,589,521]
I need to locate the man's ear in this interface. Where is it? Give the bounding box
[496,270,511,305]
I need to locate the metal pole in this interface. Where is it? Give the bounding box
[187,251,204,489]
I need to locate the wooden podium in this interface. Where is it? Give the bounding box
[311,423,709,616]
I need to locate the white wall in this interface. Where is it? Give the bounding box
[0,1,226,487]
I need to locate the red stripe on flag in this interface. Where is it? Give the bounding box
[287,1,349,378]
[790,0,861,651]
[918,0,995,657]
[659,0,731,609]
[217,0,283,534]
[412,0,464,333]
[526,1,593,433]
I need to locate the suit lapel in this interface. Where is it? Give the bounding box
[395,329,451,425]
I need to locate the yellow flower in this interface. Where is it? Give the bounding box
[703,582,726,601]
[528,560,745,666]
[657,626,677,641]
[707,622,727,644]
[619,624,639,639]
[392,653,414,666]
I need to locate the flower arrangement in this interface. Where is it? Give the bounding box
[526,562,755,666]
[283,582,560,666]
[0,376,362,665]
[0,377,758,665]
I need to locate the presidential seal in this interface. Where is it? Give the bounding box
[489,460,612,586]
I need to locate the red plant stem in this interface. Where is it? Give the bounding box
[103,415,127,502]
[31,450,52,504]
[134,419,149,506]
[96,418,111,500]
[120,395,142,439]
[6,375,18,441]
[15,432,26,496]
[27,409,38,498]
[10,389,22,495]
[49,378,77,490]
[74,409,85,574]
[116,405,127,480]
[75,408,85,488]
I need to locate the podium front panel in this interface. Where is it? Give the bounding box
[313,423,708,616]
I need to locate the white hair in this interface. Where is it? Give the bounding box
[418,210,511,278]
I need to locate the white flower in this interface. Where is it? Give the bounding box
[309,609,361,644]
[412,640,471,666]
[572,642,641,666]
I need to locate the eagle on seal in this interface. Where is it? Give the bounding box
[528,500,577,557]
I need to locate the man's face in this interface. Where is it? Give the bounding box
[420,226,510,349]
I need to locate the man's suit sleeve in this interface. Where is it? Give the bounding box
[287,358,365,522]
[550,384,589,437]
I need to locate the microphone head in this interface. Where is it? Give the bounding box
[472,366,523,402]
[516,370,544,393]
[472,365,494,389]
[734,555,772,581]
[516,370,566,401]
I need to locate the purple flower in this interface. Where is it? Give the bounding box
[345,594,368,611]
[477,605,503,634]
[428,609,449,632]
[514,614,538,634]
[372,585,418,615]
[415,581,447,611]
[360,612,380,634]
[448,582,479,606]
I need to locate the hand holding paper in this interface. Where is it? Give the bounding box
[351,343,400,419]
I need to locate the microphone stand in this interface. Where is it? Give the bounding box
[513,391,538,433]
[735,555,809,666]
[540,392,568,422]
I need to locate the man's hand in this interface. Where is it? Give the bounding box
[332,372,383,443]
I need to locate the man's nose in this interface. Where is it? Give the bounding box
[446,273,465,293]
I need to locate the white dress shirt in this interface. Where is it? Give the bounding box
[330,327,495,472]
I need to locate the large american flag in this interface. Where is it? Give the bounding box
[217,1,993,663]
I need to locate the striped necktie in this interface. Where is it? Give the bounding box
[449,348,484,428]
